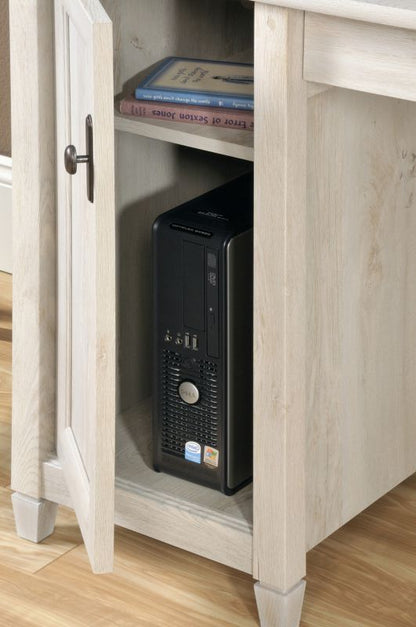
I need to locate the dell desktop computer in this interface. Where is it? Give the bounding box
[153,173,253,494]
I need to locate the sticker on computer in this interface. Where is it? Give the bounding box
[203,446,219,467]
[185,441,201,464]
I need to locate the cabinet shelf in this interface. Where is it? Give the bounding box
[42,397,253,573]
[114,398,253,573]
[114,109,254,161]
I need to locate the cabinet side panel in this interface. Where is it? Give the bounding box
[253,5,307,590]
[306,89,416,549]
[10,0,56,497]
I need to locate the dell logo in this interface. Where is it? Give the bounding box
[197,209,229,221]
[178,381,200,405]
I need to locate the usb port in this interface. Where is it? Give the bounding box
[184,333,191,349]
[192,335,198,351]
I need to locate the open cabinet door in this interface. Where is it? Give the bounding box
[54,0,115,573]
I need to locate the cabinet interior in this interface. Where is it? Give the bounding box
[102,0,255,570]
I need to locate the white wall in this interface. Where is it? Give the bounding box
[0,156,12,273]
[0,0,11,157]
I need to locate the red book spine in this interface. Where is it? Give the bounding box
[119,96,254,131]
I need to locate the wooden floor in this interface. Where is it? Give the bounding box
[2,270,416,625]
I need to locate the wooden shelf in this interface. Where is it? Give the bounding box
[42,397,253,572]
[114,109,254,162]
[114,398,253,573]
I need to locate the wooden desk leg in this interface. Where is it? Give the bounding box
[10,1,56,502]
[254,581,306,627]
[11,492,58,543]
[253,5,307,625]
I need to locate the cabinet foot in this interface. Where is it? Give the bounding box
[254,579,306,627]
[11,492,58,543]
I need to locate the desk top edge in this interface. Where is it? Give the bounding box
[250,0,416,30]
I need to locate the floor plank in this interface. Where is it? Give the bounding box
[0,271,12,327]
[0,562,143,627]
[37,529,258,626]
[0,420,11,486]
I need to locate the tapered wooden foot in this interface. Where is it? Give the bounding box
[254,580,306,627]
[11,492,58,543]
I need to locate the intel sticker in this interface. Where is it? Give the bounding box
[185,441,201,464]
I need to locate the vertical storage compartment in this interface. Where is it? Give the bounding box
[105,0,255,572]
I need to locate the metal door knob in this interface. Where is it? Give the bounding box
[64,145,89,175]
[63,115,94,203]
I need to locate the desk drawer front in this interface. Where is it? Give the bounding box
[304,13,416,102]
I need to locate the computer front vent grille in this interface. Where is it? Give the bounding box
[160,349,219,457]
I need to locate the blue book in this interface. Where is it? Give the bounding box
[134,57,254,110]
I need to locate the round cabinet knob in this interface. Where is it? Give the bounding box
[178,381,200,405]
[64,145,89,175]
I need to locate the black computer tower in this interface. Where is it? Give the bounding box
[152,174,253,494]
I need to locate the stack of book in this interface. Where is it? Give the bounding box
[119,57,254,132]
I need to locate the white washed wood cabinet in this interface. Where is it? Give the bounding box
[9,0,416,624]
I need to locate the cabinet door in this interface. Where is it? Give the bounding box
[54,0,115,573]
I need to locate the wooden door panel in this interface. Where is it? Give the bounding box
[54,0,115,573]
